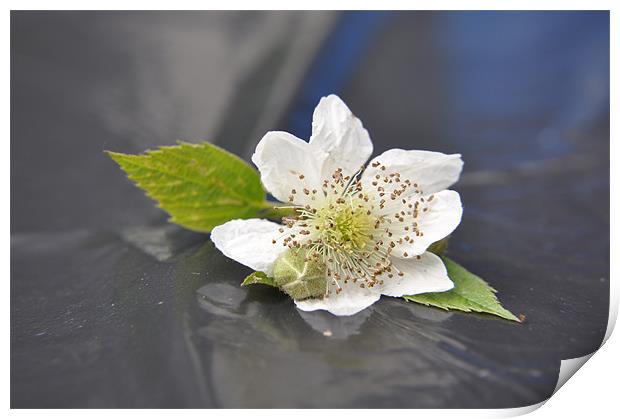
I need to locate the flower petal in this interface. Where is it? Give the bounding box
[392,189,463,256]
[294,281,381,316]
[251,131,323,206]
[377,252,453,297]
[310,95,373,179]
[210,219,288,276]
[362,149,463,195]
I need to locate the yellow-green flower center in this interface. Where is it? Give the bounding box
[314,198,374,252]
[272,164,432,299]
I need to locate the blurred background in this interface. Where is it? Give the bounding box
[11,11,609,408]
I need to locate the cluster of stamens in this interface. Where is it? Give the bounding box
[272,162,436,299]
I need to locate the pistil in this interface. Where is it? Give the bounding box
[272,162,437,299]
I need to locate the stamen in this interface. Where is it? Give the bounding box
[276,162,431,295]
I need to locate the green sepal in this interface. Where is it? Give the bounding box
[272,248,327,300]
[427,237,450,255]
[241,271,277,287]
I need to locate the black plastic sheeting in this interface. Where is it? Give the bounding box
[11,11,609,407]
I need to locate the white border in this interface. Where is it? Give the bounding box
[4,2,617,417]
[1,1,618,10]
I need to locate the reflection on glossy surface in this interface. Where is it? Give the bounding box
[10,226,560,407]
[188,240,554,408]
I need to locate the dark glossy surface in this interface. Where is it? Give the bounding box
[11,11,609,408]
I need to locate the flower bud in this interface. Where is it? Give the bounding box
[273,249,327,300]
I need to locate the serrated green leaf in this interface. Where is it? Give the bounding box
[404,257,520,322]
[241,271,276,287]
[107,141,270,232]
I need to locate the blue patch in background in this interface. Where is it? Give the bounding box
[286,11,390,140]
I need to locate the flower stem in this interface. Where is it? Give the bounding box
[258,201,296,220]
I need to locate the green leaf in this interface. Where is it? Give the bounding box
[241,271,276,287]
[404,257,520,322]
[107,141,271,232]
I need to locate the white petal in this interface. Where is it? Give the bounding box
[377,252,454,297]
[310,95,373,179]
[251,131,323,206]
[294,281,381,316]
[210,219,287,276]
[393,189,463,256]
[362,149,463,195]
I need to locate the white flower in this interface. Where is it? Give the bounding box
[211,95,463,316]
